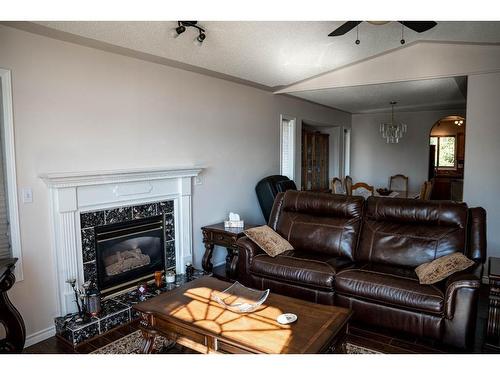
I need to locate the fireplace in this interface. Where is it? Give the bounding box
[40,167,201,316]
[95,215,165,294]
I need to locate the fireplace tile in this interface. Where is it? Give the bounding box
[165,240,176,269]
[164,213,175,241]
[100,299,130,317]
[80,211,105,229]
[81,228,95,263]
[104,206,132,224]
[72,321,100,345]
[158,200,174,214]
[83,261,97,284]
[100,309,130,333]
[132,203,158,219]
[55,314,100,346]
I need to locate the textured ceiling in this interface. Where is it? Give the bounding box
[34,21,500,89]
[291,77,467,114]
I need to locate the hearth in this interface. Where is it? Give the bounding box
[95,215,165,294]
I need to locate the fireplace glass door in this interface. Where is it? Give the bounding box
[95,215,165,293]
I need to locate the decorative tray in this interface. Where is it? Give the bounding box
[212,281,269,313]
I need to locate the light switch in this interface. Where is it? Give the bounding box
[22,187,33,203]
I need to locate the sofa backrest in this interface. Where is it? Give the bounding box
[356,197,469,267]
[268,190,364,260]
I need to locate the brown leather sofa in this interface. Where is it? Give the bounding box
[237,190,486,350]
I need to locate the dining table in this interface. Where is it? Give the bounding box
[374,190,420,199]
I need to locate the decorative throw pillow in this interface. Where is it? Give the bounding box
[244,225,293,257]
[415,252,475,285]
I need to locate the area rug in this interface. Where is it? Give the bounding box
[91,330,380,354]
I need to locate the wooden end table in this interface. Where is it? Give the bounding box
[485,257,500,352]
[201,222,258,280]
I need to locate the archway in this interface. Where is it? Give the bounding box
[428,115,466,200]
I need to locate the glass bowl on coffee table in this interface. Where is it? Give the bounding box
[211,281,269,313]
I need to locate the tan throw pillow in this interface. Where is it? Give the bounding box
[415,252,475,285]
[244,225,293,257]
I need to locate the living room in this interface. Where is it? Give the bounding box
[1,1,500,373]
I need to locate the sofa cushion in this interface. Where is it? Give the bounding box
[243,225,293,257]
[415,252,475,285]
[356,197,468,268]
[335,263,445,315]
[250,251,352,291]
[269,191,364,260]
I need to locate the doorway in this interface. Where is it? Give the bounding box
[428,115,466,200]
[300,122,342,192]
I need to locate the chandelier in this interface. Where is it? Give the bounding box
[380,101,407,143]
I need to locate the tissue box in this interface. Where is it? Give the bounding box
[224,220,244,228]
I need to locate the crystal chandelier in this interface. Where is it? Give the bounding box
[380,101,407,143]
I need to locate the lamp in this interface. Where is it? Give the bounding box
[173,21,206,45]
[380,101,407,143]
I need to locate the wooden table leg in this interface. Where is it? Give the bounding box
[139,327,157,354]
[225,248,234,278]
[228,247,239,280]
[0,266,26,353]
[202,242,215,272]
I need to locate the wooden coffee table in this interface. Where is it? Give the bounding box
[133,276,352,354]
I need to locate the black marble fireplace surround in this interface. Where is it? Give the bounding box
[80,200,175,289]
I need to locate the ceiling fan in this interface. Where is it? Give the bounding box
[328,21,437,44]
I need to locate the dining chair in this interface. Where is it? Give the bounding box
[331,177,346,194]
[351,182,374,199]
[344,176,353,196]
[389,174,409,192]
[419,180,433,200]
[423,180,433,200]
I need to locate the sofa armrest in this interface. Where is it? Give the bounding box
[444,263,482,319]
[236,236,264,287]
[442,263,483,349]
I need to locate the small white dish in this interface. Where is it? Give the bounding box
[277,313,297,325]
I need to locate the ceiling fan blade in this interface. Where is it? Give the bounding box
[399,21,437,33]
[328,21,362,37]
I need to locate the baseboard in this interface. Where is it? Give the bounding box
[25,325,56,348]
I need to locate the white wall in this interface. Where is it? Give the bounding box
[463,72,500,258]
[0,25,351,342]
[351,109,465,192]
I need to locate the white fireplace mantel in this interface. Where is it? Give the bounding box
[41,167,202,316]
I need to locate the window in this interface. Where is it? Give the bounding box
[0,69,22,280]
[430,136,456,169]
[343,128,351,177]
[280,115,296,180]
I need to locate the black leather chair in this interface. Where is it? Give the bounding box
[255,175,297,222]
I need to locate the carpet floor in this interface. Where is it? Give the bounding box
[91,330,380,354]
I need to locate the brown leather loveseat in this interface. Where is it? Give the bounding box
[237,190,486,350]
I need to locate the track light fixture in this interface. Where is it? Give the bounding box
[175,25,186,35]
[173,21,206,45]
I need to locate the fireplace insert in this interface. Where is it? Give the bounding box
[95,215,165,294]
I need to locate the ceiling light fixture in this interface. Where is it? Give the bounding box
[173,21,206,45]
[380,101,407,143]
